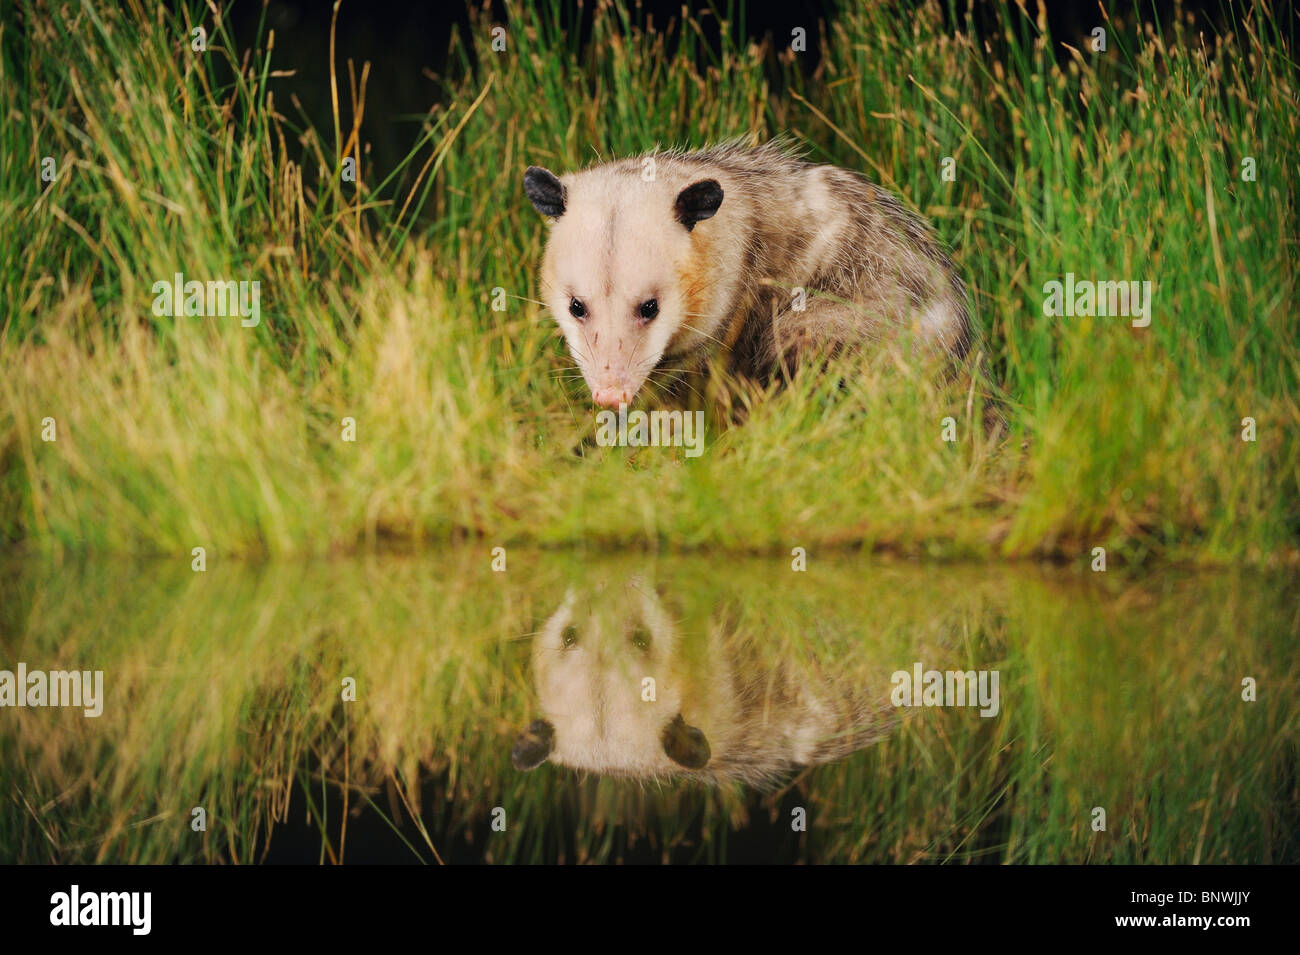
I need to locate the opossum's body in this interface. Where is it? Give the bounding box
[511,578,897,787]
[524,141,969,407]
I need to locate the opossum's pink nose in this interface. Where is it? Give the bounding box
[592,387,631,408]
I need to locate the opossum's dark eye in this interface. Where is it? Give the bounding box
[638,299,659,321]
[568,298,586,319]
[561,625,578,648]
[631,627,651,651]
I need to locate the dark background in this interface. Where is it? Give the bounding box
[211,0,1288,182]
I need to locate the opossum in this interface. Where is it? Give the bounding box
[511,578,897,787]
[524,140,969,408]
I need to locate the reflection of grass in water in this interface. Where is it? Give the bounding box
[816,573,1300,863]
[1,554,1294,863]
[0,1,1296,564]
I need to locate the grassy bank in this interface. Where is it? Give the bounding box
[1,0,1296,564]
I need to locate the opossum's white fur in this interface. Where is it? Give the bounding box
[525,139,970,407]
[511,577,897,787]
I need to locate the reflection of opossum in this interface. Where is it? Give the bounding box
[524,140,969,408]
[512,579,896,786]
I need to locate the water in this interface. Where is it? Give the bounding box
[1,552,1295,863]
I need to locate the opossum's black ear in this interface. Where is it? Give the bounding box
[674,179,723,231]
[661,713,711,770]
[512,719,555,770]
[524,166,566,218]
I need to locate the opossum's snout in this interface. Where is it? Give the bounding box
[592,385,632,408]
[577,307,663,408]
[586,352,653,409]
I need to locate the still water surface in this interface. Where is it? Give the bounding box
[1,552,1295,863]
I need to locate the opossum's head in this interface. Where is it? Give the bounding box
[524,164,724,407]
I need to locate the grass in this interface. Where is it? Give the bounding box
[0,0,1296,566]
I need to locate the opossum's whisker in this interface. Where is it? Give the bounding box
[575,333,598,373]
[653,360,702,384]
[674,376,708,403]
[551,360,589,379]
[624,333,651,379]
[565,335,595,367]
[649,373,691,399]
[648,368,707,405]
[678,319,729,349]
